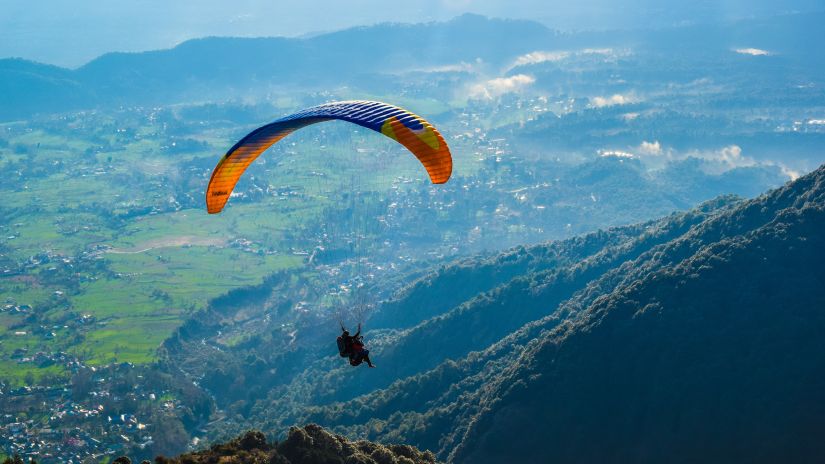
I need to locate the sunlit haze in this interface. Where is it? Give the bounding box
[2,0,822,66]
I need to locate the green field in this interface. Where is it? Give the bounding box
[0,99,463,385]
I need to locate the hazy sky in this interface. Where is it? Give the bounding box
[1,0,820,67]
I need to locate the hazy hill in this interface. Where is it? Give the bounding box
[0,59,89,117]
[0,14,555,120]
[229,164,825,463]
[3,11,824,121]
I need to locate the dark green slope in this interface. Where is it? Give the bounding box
[451,166,825,463]
[246,198,740,446]
[369,212,670,331]
[364,197,738,388]
[250,165,825,463]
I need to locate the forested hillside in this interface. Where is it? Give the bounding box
[450,164,825,463]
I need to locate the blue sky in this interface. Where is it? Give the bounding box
[1,0,820,67]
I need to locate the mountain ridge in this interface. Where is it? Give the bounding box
[4,10,824,121]
[0,14,556,120]
[452,173,825,463]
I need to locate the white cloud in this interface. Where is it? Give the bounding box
[413,61,478,73]
[590,94,635,108]
[581,48,614,55]
[734,48,770,56]
[601,141,796,180]
[468,74,535,100]
[687,145,796,180]
[509,51,570,69]
[598,141,667,163]
[780,165,801,181]
[598,150,635,159]
[638,140,662,156]
[434,62,477,72]
[506,48,628,71]
[703,145,752,168]
[681,144,758,173]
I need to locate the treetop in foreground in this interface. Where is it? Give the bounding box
[150,425,439,464]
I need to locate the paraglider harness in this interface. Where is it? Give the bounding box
[336,334,350,358]
[337,324,368,366]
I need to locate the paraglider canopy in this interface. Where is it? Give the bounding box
[206,100,453,214]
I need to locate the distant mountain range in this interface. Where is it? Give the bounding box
[2,11,823,121]
[0,14,554,120]
[202,162,825,463]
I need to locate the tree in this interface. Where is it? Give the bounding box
[149,415,189,458]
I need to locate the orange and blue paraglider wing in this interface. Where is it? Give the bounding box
[206,100,452,214]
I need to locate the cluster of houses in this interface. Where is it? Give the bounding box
[1,303,32,315]
[1,388,159,463]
